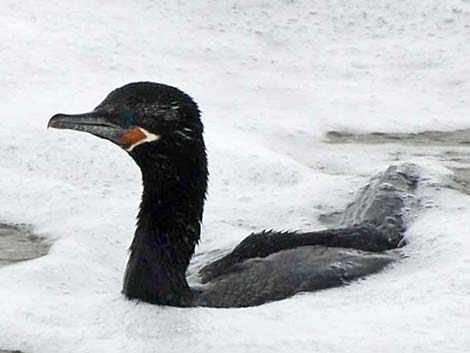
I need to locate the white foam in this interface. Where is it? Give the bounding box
[0,1,469,352]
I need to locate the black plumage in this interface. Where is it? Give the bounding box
[48,82,418,308]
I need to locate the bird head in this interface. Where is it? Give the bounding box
[48,82,204,157]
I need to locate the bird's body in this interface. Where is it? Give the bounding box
[49,82,418,308]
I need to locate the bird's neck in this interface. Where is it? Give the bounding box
[123,161,206,306]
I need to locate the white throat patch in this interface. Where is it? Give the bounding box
[126,128,160,152]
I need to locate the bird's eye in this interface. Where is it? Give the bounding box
[121,111,137,127]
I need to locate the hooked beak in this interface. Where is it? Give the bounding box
[48,111,160,152]
[48,111,126,146]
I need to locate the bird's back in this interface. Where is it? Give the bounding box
[193,246,396,307]
[193,163,419,308]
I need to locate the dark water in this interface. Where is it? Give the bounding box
[449,167,470,195]
[0,223,50,267]
[326,129,470,146]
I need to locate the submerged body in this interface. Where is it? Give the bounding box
[48,82,419,308]
[194,163,418,307]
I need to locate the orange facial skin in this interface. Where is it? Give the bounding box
[120,127,146,146]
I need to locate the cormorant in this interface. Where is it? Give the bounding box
[48,82,418,308]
